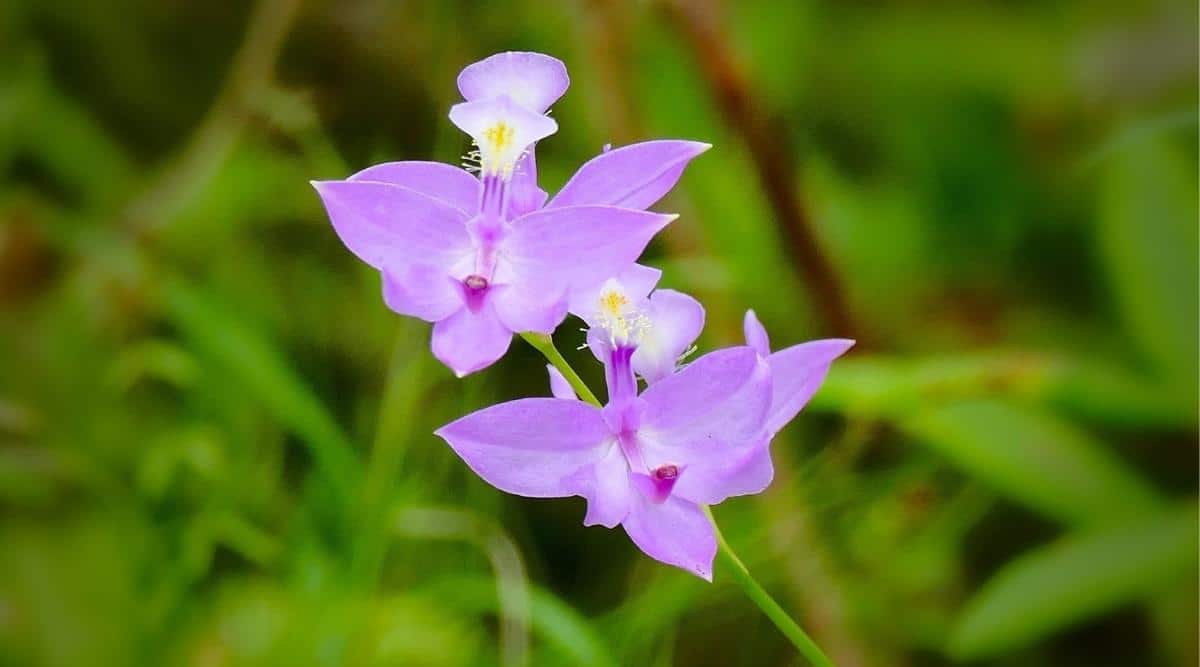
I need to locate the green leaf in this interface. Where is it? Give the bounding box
[1099,135,1198,400]
[949,502,1199,659]
[160,276,360,503]
[902,400,1161,526]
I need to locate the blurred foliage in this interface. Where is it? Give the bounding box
[0,0,1196,666]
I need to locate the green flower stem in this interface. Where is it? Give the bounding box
[520,332,602,407]
[705,507,836,667]
[521,331,835,665]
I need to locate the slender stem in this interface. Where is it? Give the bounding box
[522,331,834,664]
[705,507,836,667]
[519,332,602,407]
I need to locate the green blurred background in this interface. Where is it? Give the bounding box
[1,0,1196,665]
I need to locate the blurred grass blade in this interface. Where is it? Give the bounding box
[426,575,620,667]
[903,400,1161,526]
[393,506,530,667]
[949,502,1199,660]
[1099,135,1198,400]
[161,276,360,500]
[813,353,1193,430]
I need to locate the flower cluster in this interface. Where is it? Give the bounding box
[313,52,852,579]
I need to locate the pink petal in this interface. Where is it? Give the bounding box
[639,347,771,446]
[621,495,716,580]
[742,309,771,357]
[547,140,710,210]
[636,347,772,504]
[633,289,705,384]
[546,365,577,400]
[566,442,632,528]
[508,150,549,219]
[349,161,480,215]
[430,303,513,377]
[490,283,568,334]
[765,339,854,433]
[665,436,774,505]
[436,398,612,499]
[505,205,675,292]
[382,264,462,322]
[311,180,472,271]
[457,51,569,114]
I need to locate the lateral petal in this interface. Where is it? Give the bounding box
[382,264,463,322]
[639,346,771,447]
[505,205,675,292]
[765,339,854,434]
[311,180,472,271]
[349,161,480,215]
[436,398,611,500]
[663,436,775,506]
[490,282,568,335]
[547,140,710,210]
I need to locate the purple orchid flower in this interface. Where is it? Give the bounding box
[742,310,855,435]
[437,282,772,579]
[312,51,709,376]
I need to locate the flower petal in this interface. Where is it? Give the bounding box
[568,263,662,324]
[505,205,675,292]
[508,149,549,219]
[566,442,632,528]
[311,180,472,271]
[621,495,716,580]
[633,289,705,384]
[436,398,611,499]
[382,264,462,322]
[449,96,558,175]
[663,435,774,505]
[430,303,513,377]
[490,282,568,334]
[546,365,577,400]
[636,348,772,505]
[349,161,480,215]
[457,51,569,114]
[742,309,771,357]
[547,140,710,210]
[639,346,771,446]
[765,339,854,434]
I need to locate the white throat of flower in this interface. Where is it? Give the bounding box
[450,95,557,195]
[463,120,524,179]
[594,279,650,348]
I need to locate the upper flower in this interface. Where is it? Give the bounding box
[312,51,710,377]
[312,177,676,376]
